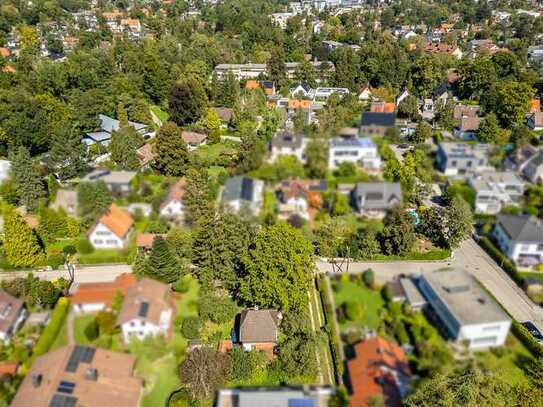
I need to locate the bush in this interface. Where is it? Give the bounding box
[344,301,364,321]
[172,275,191,293]
[363,269,375,287]
[77,239,94,254]
[511,321,543,359]
[317,275,343,377]
[30,297,70,363]
[47,253,64,270]
[381,285,393,302]
[198,292,238,324]
[181,316,202,339]
[62,245,77,256]
[84,318,99,341]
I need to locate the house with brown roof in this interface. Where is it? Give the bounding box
[453,104,482,140]
[425,42,463,59]
[347,336,411,407]
[0,289,26,344]
[136,143,155,169]
[71,273,137,314]
[88,204,134,249]
[117,278,175,343]
[212,107,234,127]
[181,131,207,150]
[276,179,326,221]
[136,233,166,253]
[159,179,187,220]
[11,345,143,407]
[236,309,282,360]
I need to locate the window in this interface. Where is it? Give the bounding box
[95,231,111,236]
[106,240,117,244]
[451,160,457,167]
[520,244,531,252]
[93,239,103,244]
[537,244,543,251]
[130,322,135,327]
[482,325,501,332]
[472,336,497,346]
[466,161,472,168]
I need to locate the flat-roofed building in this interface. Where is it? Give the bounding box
[418,270,511,349]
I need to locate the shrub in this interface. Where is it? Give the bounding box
[47,253,64,270]
[381,285,393,302]
[84,318,99,341]
[62,245,77,256]
[30,297,70,362]
[77,239,94,254]
[172,275,191,293]
[512,321,543,359]
[181,316,202,339]
[363,269,375,287]
[344,301,363,321]
[198,292,238,324]
[96,311,116,335]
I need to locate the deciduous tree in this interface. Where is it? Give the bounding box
[153,122,189,176]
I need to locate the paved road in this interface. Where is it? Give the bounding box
[0,264,132,283]
[317,239,543,331]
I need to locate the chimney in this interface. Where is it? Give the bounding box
[84,367,98,381]
[31,373,42,388]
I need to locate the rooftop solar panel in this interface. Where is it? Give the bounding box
[138,301,149,317]
[288,399,315,407]
[49,394,77,407]
[65,346,96,372]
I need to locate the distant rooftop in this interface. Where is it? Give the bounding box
[421,270,510,326]
[331,137,375,148]
[496,214,543,243]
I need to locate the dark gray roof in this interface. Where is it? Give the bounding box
[223,176,255,203]
[527,152,543,168]
[496,214,543,243]
[360,112,396,127]
[84,131,111,142]
[352,182,402,210]
[239,309,280,343]
[271,131,304,149]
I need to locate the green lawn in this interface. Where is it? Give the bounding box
[207,166,227,178]
[140,354,180,407]
[78,249,129,265]
[332,280,384,331]
[196,141,237,166]
[73,314,96,345]
[50,319,69,350]
[150,105,169,124]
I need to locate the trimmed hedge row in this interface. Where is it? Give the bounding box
[29,297,70,363]
[317,275,344,380]
[512,321,543,359]
[478,237,523,286]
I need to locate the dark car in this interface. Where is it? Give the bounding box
[521,321,543,343]
[397,143,410,149]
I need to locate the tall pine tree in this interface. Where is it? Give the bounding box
[9,146,45,211]
[3,205,46,267]
[144,236,179,283]
[49,127,88,181]
[153,122,189,176]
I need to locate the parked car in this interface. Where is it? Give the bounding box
[520,321,543,343]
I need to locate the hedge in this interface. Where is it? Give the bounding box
[29,297,70,364]
[478,237,523,286]
[512,321,543,359]
[317,275,344,380]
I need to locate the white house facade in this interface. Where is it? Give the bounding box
[493,214,543,266]
[328,137,381,169]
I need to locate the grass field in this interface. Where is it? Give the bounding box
[73,314,96,345]
[150,105,169,124]
[50,320,69,350]
[332,280,384,331]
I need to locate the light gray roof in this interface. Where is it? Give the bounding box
[222,176,256,203]
[82,169,136,185]
[496,214,543,243]
[400,278,426,307]
[98,114,147,133]
[422,270,510,325]
[353,182,402,210]
[217,387,334,407]
[85,131,111,142]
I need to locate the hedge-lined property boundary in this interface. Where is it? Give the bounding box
[478,237,524,286]
[512,321,543,359]
[317,274,344,382]
[28,297,70,365]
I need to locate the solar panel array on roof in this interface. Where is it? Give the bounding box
[49,394,77,407]
[288,399,315,407]
[138,301,149,317]
[240,178,254,201]
[65,346,96,372]
[57,381,75,394]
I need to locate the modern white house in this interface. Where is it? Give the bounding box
[159,179,187,220]
[328,136,381,170]
[117,278,174,343]
[468,171,525,215]
[88,204,134,249]
[418,270,511,349]
[436,143,490,177]
[0,290,26,344]
[270,131,308,163]
[221,176,264,216]
[493,214,543,267]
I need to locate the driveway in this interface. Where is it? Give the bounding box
[316,239,543,331]
[0,264,133,284]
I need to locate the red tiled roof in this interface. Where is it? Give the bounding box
[0,361,18,377]
[71,273,137,306]
[97,204,134,239]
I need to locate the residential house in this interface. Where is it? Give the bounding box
[11,345,143,407]
[425,42,463,59]
[53,189,78,217]
[82,169,136,197]
[0,160,10,183]
[503,145,540,173]
[290,81,313,99]
[276,179,326,221]
[136,144,155,169]
[328,136,382,170]
[527,112,543,131]
[436,143,490,177]
[418,270,511,349]
[221,176,264,216]
[117,278,175,343]
[135,233,165,253]
[88,204,134,249]
[468,171,525,214]
[522,151,543,183]
[347,336,411,407]
[358,84,373,102]
[213,107,234,127]
[0,290,26,344]
[216,387,335,407]
[370,101,396,113]
[181,131,207,150]
[71,273,137,314]
[0,361,18,379]
[493,214,543,267]
[214,63,267,80]
[237,309,282,359]
[159,179,187,220]
[351,182,402,218]
[270,131,308,163]
[83,114,152,146]
[359,111,396,137]
[311,87,349,101]
[271,12,296,29]
[453,104,481,140]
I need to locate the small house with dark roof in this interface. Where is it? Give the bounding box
[290,81,313,98]
[237,309,282,359]
[221,176,264,216]
[270,131,308,163]
[83,114,153,147]
[493,214,543,267]
[117,278,175,343]
[351,182,402,218]
[359,111,396,137]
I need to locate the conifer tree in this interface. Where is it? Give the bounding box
[3,205,46,267]
[153,122,189,176]
[9,146,45,211]
[144,236,179,283]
